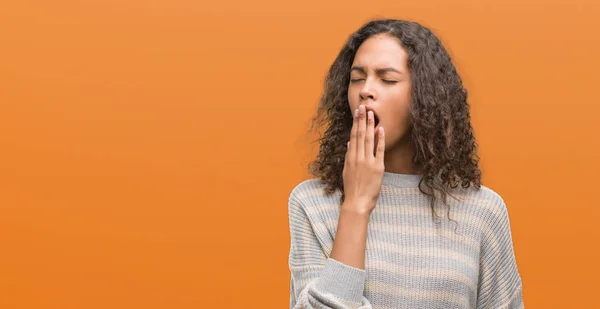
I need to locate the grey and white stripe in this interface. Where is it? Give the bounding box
[288,172,524,309]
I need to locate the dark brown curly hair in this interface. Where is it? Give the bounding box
[307,19,482,221]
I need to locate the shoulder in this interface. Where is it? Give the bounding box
[289,177,341,203]
[288,178,326,205]
[451,184,513,231]
[287,178,342,217]
[457,183,506,207]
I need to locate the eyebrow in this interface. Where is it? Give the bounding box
[350,66,403,74]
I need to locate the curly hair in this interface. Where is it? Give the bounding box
[307,19,482,221]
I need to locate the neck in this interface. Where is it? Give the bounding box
[384,133,419,175]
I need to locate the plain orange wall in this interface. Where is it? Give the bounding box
[1,0,599,308]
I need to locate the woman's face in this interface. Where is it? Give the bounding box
[347,33,412,151]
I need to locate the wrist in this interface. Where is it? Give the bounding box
[341,200,373,217]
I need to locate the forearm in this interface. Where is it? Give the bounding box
[289,197,372,309]
[330,202,371,270]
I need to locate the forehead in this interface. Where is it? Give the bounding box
[352,34,408,69]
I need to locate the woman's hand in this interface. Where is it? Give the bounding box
[342,104,385,215]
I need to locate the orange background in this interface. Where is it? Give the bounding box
[1,0,599,308]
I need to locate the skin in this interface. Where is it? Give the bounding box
[348,33,416,175]
[330,33,418,270]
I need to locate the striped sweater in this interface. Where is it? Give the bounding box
[287,172,524,309]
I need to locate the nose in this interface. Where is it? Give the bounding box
[359,79,376,101]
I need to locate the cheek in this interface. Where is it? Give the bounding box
[392,84,412,106]
[389,109,411,137]
[392,88,411,119]
[382,90,411,139]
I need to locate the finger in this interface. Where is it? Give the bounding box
[347,108,359,163]
[365,110,375,159]
[357,105,366,160]
[375,126,385,163]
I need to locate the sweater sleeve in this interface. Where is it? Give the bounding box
[288,189,372,309]
[476,198,524,309]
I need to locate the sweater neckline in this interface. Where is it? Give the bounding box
[382,171,422,188]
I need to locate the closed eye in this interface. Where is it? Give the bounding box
[350,79,397,84]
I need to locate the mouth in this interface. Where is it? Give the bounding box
[364,105,380,128]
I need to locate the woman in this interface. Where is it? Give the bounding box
[287,19,524,308]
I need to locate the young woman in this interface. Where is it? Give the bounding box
[287,19,524,308]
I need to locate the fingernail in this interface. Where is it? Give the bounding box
[359,105,365,113]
